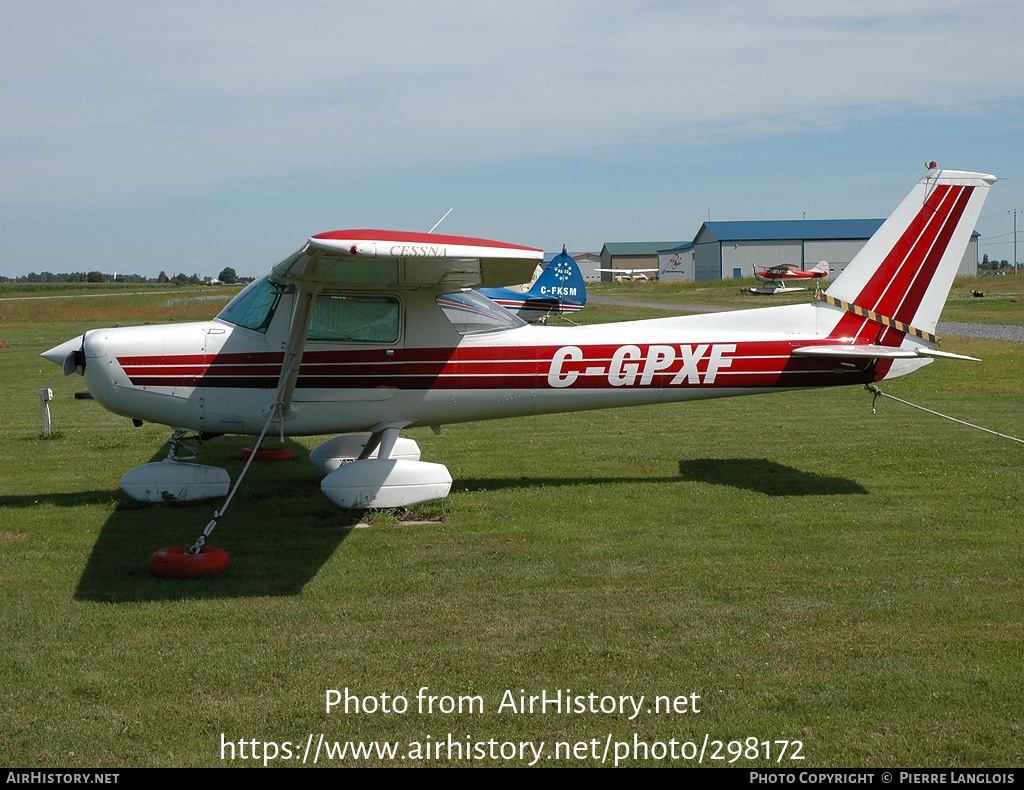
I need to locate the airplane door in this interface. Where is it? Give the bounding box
[288,293,405,433]
[202,324,271,435]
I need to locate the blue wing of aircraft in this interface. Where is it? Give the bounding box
[476,246,587,322]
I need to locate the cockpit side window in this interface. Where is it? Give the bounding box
[308,294,400,343]
[216,276,286,333]
[437,291,525,334]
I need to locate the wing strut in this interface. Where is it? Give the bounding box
[184,254,324,555]
[272,249,323,423]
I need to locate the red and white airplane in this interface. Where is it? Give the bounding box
[754,260,830,293]
[43,167,994,513]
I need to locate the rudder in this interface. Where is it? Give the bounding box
[528,245,587,313]
[825,167,995,337]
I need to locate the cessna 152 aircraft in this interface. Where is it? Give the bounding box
[476,245,586,322]
[750,260,831,294]
[597,266,659,282]
[43,167,994,513]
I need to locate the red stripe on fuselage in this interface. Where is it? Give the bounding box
[118,341,880,391]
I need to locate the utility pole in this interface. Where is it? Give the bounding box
[1013,210,1018,275]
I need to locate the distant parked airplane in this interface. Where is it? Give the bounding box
[597,266,659,282]
[748,261,830,294]
[476,246,586,322]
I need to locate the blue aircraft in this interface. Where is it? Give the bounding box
[476,245,587,323]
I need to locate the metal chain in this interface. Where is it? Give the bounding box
[186,402,281,554]
[866,384,1024,446]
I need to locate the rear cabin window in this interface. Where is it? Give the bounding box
[437,291,525,334]
[308,294,400,343]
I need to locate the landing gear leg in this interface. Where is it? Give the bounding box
[167,429,200,462]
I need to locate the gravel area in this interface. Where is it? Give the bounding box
[589,297,1024,343]
[936,322,1024,343]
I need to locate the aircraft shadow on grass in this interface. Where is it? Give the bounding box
[676,458,869,497]
[453,458,867,497]
[59,449,864,603]
[69,440,361,604]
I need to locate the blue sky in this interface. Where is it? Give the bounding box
[2,1,1023,279]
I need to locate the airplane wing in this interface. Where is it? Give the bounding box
[270,229,543,291]
[258,229,543,414]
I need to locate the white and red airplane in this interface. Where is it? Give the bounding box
[43,167,994,514]
[754,260,830,292]
[597,267,659,282]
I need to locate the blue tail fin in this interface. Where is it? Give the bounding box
[528,246,587,312]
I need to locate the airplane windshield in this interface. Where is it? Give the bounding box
[216,276,287,333]
[437,291,525,334]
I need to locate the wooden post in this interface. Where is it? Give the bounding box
[40,388,53,437]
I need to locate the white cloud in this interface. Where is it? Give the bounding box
[2,1,1022,208]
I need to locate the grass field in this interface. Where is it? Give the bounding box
[586,274,1024,324]
[1,281,1022,768]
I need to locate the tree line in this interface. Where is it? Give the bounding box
[1,267,246,285]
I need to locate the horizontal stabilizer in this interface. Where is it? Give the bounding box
[793,344,979,362]
[792,344,917,359]
[916,348,980,362]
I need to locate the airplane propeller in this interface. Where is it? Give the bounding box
[63,336,86,376]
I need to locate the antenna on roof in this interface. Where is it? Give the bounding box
[428,208,453,234]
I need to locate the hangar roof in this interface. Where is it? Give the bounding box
[657,242,695,253]
[602,241,688,256]
[696,219,884,243]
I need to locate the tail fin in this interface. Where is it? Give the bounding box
[528,245,587,312]
[810,260,829,276]
[825,168,995,337]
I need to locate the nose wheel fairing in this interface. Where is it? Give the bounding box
[312,430,450,508]
[320,459,452,509]
[119,429,231,502]
[120,461,231,502]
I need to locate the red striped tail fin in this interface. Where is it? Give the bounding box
[824,168,996,342]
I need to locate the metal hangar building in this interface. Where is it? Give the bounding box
[599,241,688,282]
[689,219,980,282]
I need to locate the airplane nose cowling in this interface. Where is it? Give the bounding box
[81,331,120,413]
[83,330,108,361]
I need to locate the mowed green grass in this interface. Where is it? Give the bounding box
[590,274,1024,324]
[1,283,1022,768]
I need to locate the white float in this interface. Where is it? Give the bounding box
[320,459,451,508]
[120,461,231,502]
[309,434,421,474]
